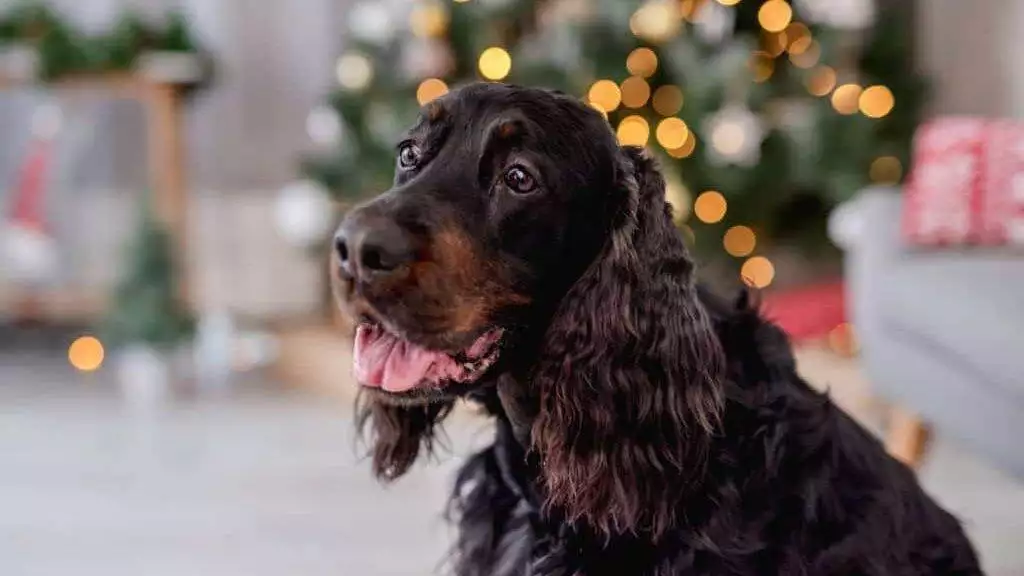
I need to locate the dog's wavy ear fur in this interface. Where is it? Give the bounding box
[531,146,727,540]
[356,392,454,481]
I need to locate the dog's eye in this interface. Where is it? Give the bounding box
[503,166,537,194]
[398,144,421,169]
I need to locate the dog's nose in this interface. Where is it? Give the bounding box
[334,213,415,280]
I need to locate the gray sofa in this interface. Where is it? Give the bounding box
[829,187,1024,479]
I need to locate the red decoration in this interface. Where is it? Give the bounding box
[902,117,1024,247]
[7,139,53,233]
[760,281,847,343]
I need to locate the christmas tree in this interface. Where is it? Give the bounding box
[301,0,925,286]
[101,202,194,349]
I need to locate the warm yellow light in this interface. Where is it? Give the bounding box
[786,22,812,54]
[655,117,690,149]
[859,85,895,118]
[831,83,863,115]
[652,85,684,116]
[620,76,651,108]
[788,40,820,68]
[626,47,659,78]
[750,51,774,83]
[478,47,512,80]
[410,3,449,38]
[870,155,903,184]
[589,102,609,120]
[616,115,650,146]
[588,79,622,112]
[711,121,747,156]
[69,336,104,372]
[665,179,691,222]
[416,78,448,105]
[694,191,727,224]
[667,131,697,158]
[741,256,775,288]
[723,225,757,257]
[336,53,373,91]
[630,1,681,43]
[762,31,788,58]
[807,66,837,96]
[758,0,793,33]
[716,0,742,5]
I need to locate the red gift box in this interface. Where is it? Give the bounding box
[902,117,1024,247]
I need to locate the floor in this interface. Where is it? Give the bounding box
[1,347,1023,576]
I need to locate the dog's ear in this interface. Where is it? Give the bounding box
[356,392,454,481]
[530,146,726,539]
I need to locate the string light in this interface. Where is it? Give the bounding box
[758,0,793,33]
[859,85,895,118]
[630,0,682,43]
[786,22,812,54]
[788,40,820,68]
[588,79,622,112]
[620,76,651,108]
[831,83,863,115]
[750,51,774,83]
[652,85,684,116]
[655,117,690,149]
[716,0,742,5]
[409,3,449,38]
[762,31,788,58]
[478,46,512,80]
[416,78,448,105]
[711,119,747,156]
[626,47,659,78]
[870,155,902,184]
[665,179,691,222]
[589,102,609,120]
[69,336,104,372]
[723,225,757,257]
[336,52,373,91]
[694,191,727,223]
[806,66,837,96]
[741,256,775,288]
[616,115,650,146]
[667,131,697,158]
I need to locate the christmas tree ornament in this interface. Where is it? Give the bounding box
[274,180,335,248]
[409,2,449,39]
[347,2,397,45]
[795,0,875,30]
[335,52,374,91]
[306,105,345,147]
[400,37,454,81]
[703,103,766,167]
[692,0,735,45]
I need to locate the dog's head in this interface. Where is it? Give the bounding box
[334,83,620,403]
[335,83,725,537]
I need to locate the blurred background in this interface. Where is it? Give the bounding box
[1,0,1023,574]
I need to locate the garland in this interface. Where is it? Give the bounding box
[0,2,210,87]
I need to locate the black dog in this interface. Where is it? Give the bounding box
[332,83,982,575]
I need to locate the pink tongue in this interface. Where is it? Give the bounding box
[354,325,447,392]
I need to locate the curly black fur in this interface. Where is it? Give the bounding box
[348,84,983,575]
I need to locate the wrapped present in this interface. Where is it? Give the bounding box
[903,117,1024,247]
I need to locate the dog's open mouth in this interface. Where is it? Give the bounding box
[353,322,504,393]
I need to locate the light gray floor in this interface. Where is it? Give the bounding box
[2,352,1023,575]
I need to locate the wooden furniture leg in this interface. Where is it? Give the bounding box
[145,82,190,308]
[886,406,932,469]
